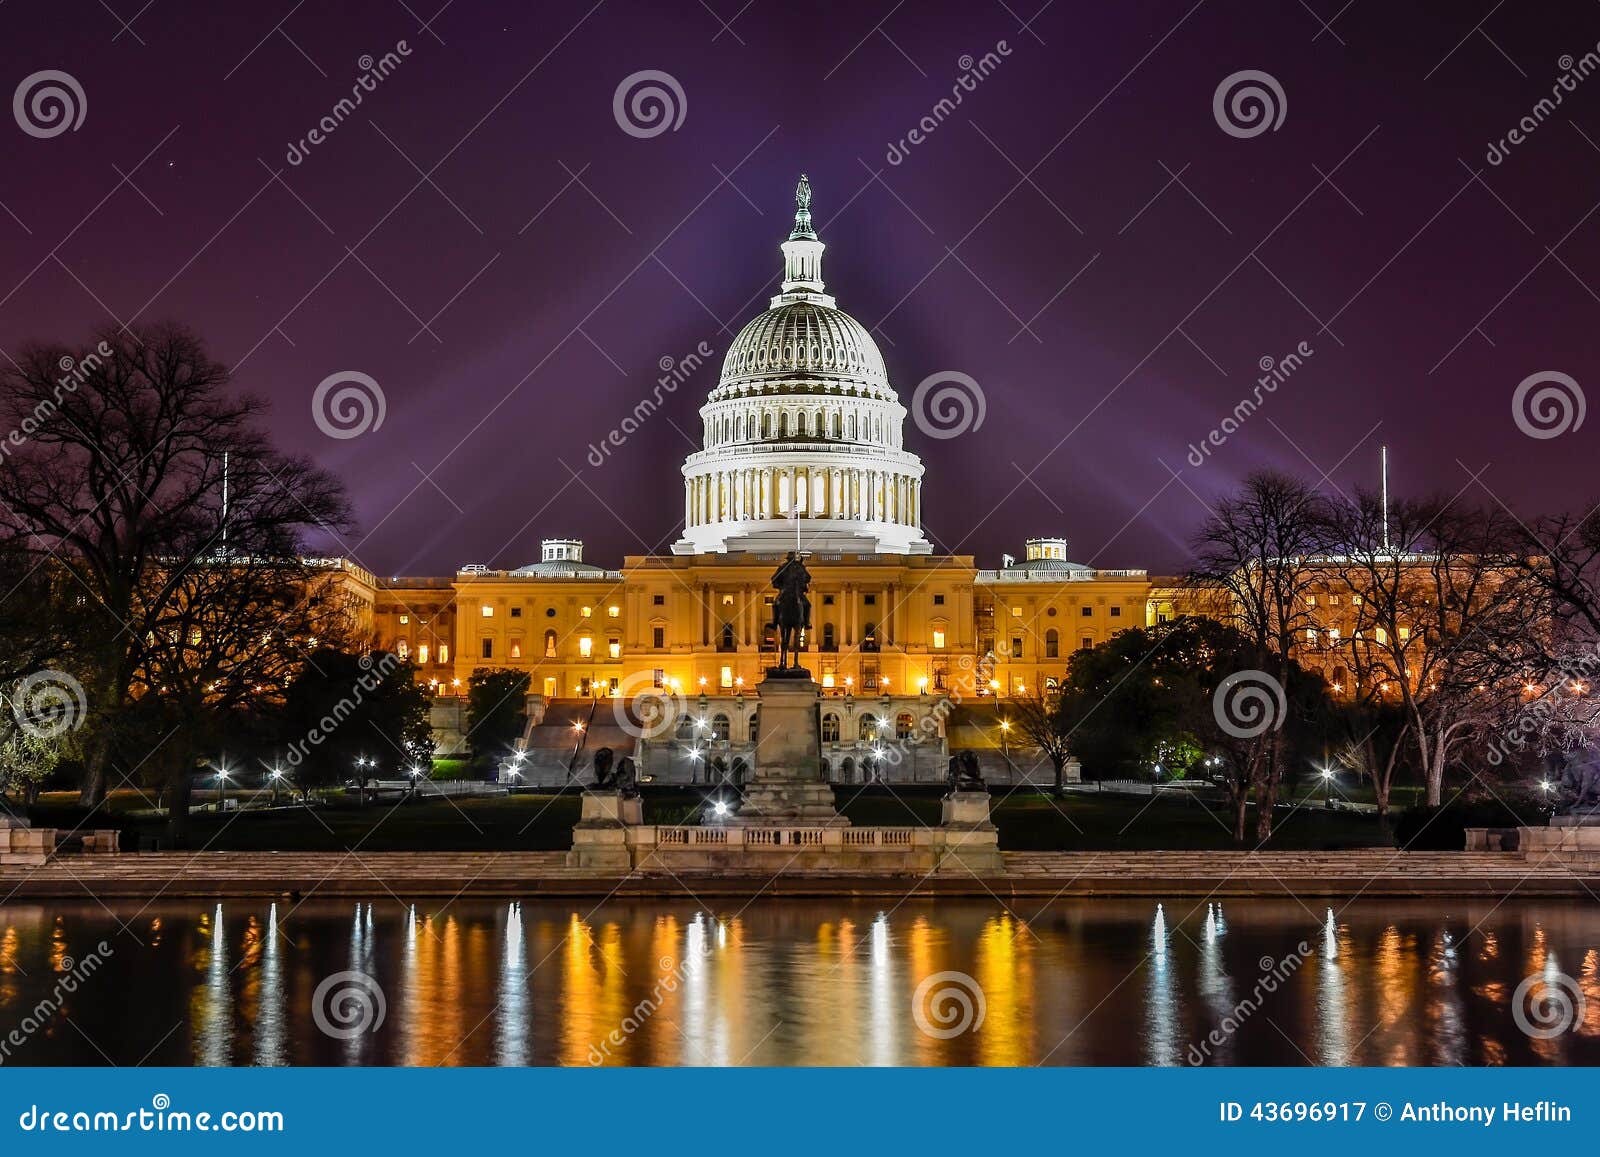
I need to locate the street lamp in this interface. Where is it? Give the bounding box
[1320,765,1335,810]
[999,719,1011,772]
[268,764,285,806]
[216,765,230,813]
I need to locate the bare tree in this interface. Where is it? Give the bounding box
[1188,471,1329,838]
[1323,491,1527,806]
[0,324,353,812]
[1006,689,1073,794]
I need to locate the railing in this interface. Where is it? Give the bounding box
[649,826,922,849]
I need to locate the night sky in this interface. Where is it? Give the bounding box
[3,0,1599,577]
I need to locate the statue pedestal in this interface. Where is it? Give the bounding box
[566,791,643,870]
[937,790,1003,875]
[1517,808,1600,854]
[727,675,848,827]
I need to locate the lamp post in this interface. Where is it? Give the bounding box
[999,718,1011,773]
[268,765,284,806]
[216,766,230,813]
[1320,765,1335,810]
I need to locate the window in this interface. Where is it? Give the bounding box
[481,605,494,618]
[1328,628,1341,642]
[896,712,914,740]
[1080,636,1093,651]
[1398,626,1411,641]
[1045,629,1059,658]
[933,594,945,606]
[859,714,879,740]
[1306,629,1318,645]
[822,713,840,742]
[580,606,592,618]
[1110,606,1122,618]
[721,594,734,606]
[652,626,665,648]
[931,659,949,690]
[397,640,409,660]
[1375,627,1388,645]
[510,607,522,618]
[862,622,878,652]
[438,645,448,663]
[1010,606,1023,617]
[822,623,837,651]
[720,665,733,689]
[931,628,946,649]
[398,614,409,625]
[822,594,835,606]
[1010,635,1023,656]
[544,630,557,657]
[578,636,593,658]
[864,594,876,606]
[720,623,736,651]
[1081,605,1093,617]
[652,668,665,688]
[608,639,621,659]
[711,714,730,741]
[510,640,522,659]
[652,594,665,605]
[546,607,556,618]
[418,643,429,664]
[481,638,493,659]
[608,606,620,618]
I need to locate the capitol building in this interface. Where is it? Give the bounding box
[356,179,1163,784]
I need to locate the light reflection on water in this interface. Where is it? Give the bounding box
[0,897,1597,1066]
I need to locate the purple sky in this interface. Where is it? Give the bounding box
[3,0,1599,576]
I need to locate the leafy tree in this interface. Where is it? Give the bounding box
[1056,616,1334,842]
[466,668,531,769]
[278,648,432,797]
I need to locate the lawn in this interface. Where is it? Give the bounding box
[18,784,1395,853]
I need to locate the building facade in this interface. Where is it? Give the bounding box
[362,180,1162,783]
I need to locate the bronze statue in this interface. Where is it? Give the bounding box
[591,746,615,789]
[1554,749,1600,813]
[616,756,639,800]
[770,550,812,672]
[948,750,985,792]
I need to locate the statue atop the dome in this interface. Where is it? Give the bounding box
[789,174,817,242]
[795,173,811,211]
[769,550,812,674]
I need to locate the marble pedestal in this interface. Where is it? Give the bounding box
[726,674,848,828]
[937,790,1004,874]
[566,791,643,870]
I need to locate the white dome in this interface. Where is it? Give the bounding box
[672,176,931,558]
[715,301,893,400]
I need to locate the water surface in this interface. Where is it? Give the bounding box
[0,897,1595,1065]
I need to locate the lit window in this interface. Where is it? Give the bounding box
[721,594,733,606]
[397,640,409,660]
[481,605,494,618]
[1375,627,1388,645]
[608,605,620,618]
[580,606,592,618]
[1352,595,1363,606]
[439,645,449,663]
[418,643,429,664]
[510,640,522,659]
[1328,628,1341,642]
[579,636,593,658]
[399,614,409,624]
[1306,595,1317,608]
[1010,606,1023,617]
[932,629,946,649]
[720,665,733,689]
[1305,629,1318,645]
[1398,626,1411,641]
[608,640,621,659]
